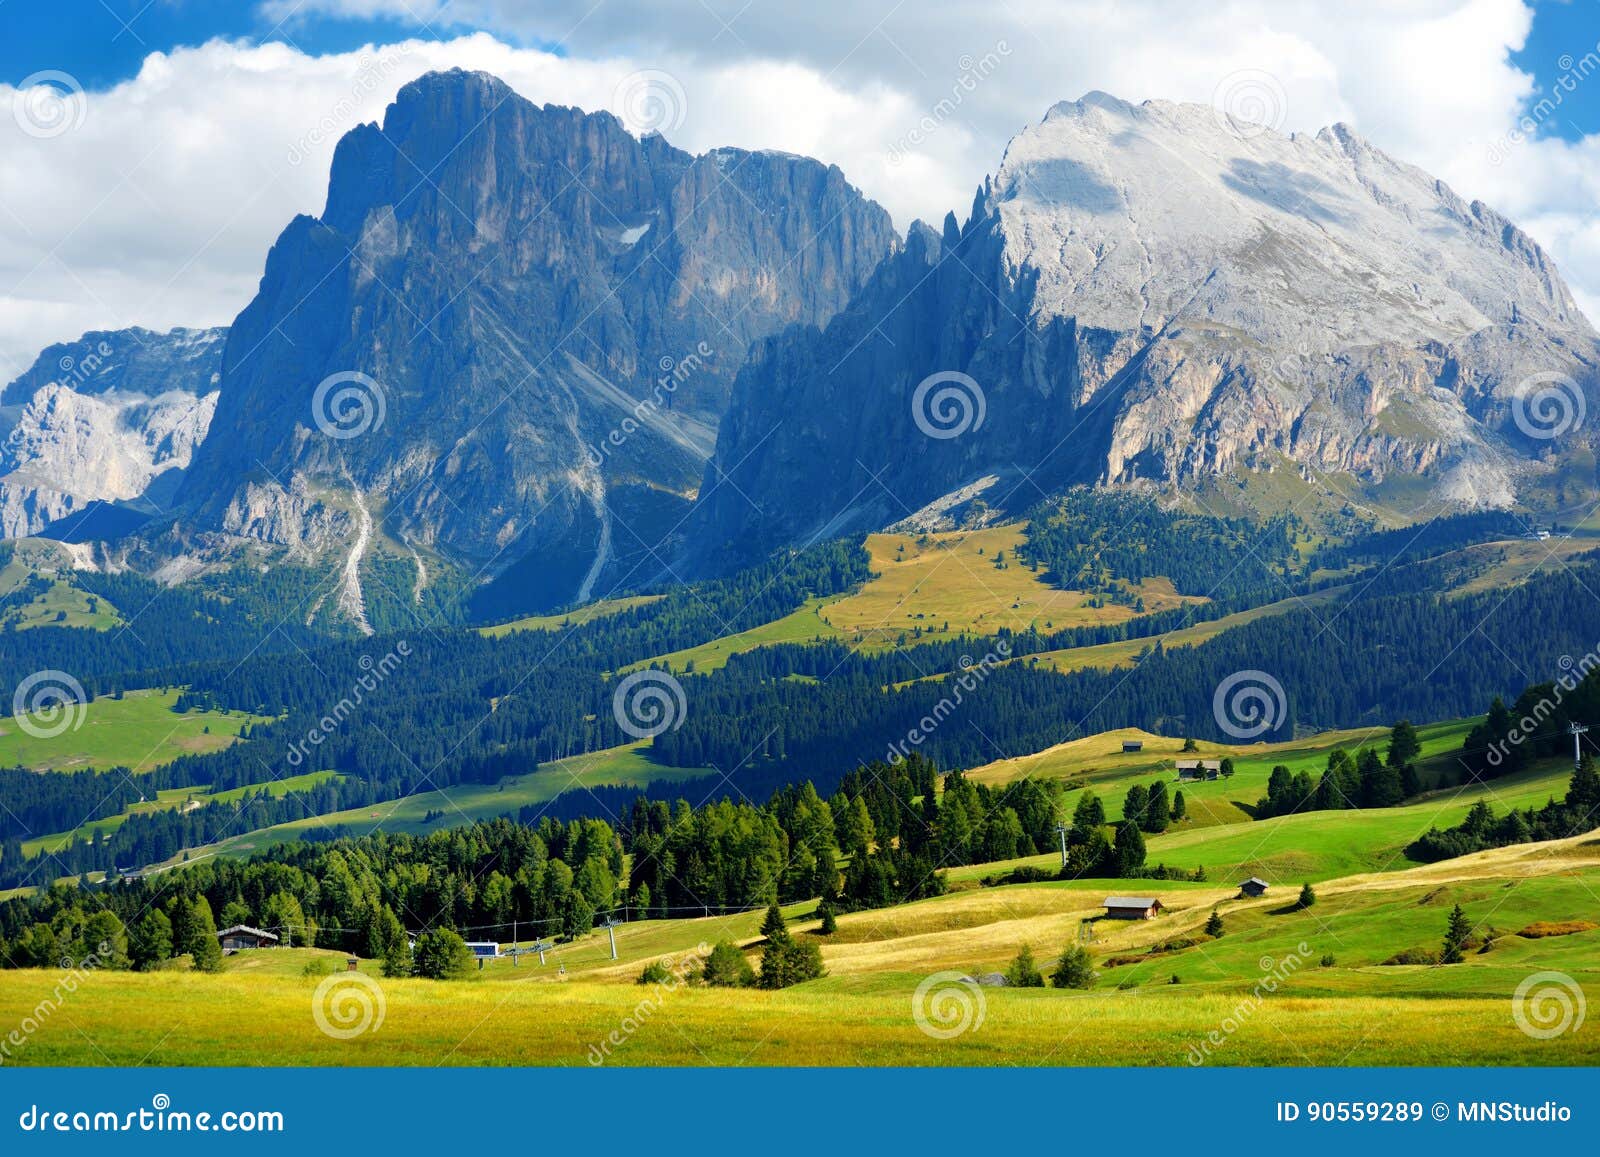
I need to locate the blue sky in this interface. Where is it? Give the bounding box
[0,0,448,87]
[1512,0,1600,139]
[5,1,1595,143]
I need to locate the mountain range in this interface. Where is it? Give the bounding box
[5,73,1596,624]
[690,92,1599,566]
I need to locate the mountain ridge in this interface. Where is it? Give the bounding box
[686,90,1600,569]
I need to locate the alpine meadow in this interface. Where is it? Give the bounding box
[5,1,1600,1092]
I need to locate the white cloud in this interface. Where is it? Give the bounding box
[3,2,1600,372]
[0,33,920,374]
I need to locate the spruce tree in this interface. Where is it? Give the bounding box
[760,902,787,942]
[1297,882,1316,909]
[1143,781,1171,833]
[1005,944,1046,988]
[130,910,172,971]
[1441,903,1472,964]
[1113,820,1146,876]
[1050,945,1096,989]
[1122,784,1149,828]
[1387,719,1421,768]
[186,896,223,973]
[1204,908,1224,937]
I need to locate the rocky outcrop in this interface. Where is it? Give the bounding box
[0,327,225,538]
[175,69,898,611]
[689,93,1600,568]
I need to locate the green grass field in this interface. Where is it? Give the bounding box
[0,688,273,772]
[969,719,1478,827]
[477,594,663,638]
[163,742,714,862]
[21,771,342,857]
[3,836,1597,1066]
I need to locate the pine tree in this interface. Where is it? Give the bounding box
[818,903,837,935]
[129,910,172,971]
[412,929,474,979]
[1051,945,1096,989]
[1297,882,1316,910]
[1171,790,1187,821]
[1122,784,1149,828]
[186,896,223,973]
[1113,821,1146,876]
[1072,791,1105,834]
[1569,754,1600,815]
[703,940,756,987]
[1387,719,1422,768]
[760,902,787,942]
[1005,944,1046,988]
[382,935,413,978]
[1204,908,1224,937]
[1441,903,1472,964]
[1143,781,1171,833]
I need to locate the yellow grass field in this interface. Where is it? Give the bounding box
[819,526,1199,649]
[476,595,663,638]
[5,837,1599,1066]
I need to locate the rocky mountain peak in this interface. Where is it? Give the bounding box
[687,95,1600,570]
[171,70,899,615]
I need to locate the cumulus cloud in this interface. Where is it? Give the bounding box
[3,1,1600,371]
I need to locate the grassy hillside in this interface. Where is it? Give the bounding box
[818,526,1197,649]
[0,688,272,772]
[4,834,1597,1066]
[160,742,714,862]
[626,524,1198,674]
[20,771,341,857]
[477,594,663,638]
[968,718,1477,827]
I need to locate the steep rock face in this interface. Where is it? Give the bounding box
[689,93,1599,566]
[0,327,225,538]
[177,69,897,611]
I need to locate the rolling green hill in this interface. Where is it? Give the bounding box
[0,688,272,772]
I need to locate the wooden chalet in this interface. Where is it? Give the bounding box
[1176,759,1222,781]
[217,925,280,953]
[1102,896,1164,920]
